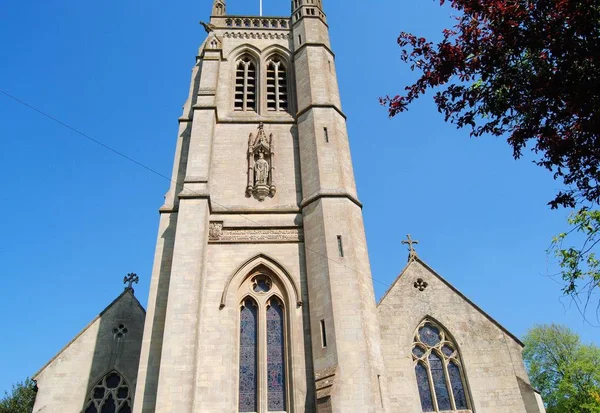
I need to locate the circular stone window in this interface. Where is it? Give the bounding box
[252,275,272,293]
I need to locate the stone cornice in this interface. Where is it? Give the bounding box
[296,104,346,120]
[293,42,335,59]
[300,189,362,210]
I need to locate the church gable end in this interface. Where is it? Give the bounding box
[32,291,145,413]
[378,258,542,413]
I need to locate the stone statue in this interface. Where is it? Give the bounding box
[255,153,269,185]
[246,123,276,201]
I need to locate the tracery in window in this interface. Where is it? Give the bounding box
[235,55,257,112]
[266,58,288,112]
[238,271,289,413]
[412,320,471,412]
[83,371,132,413]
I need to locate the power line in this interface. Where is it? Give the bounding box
[0,88,395,290]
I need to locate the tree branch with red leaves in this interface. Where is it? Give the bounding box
[383,0,600,310]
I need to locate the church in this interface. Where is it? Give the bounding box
[31,1,547,412]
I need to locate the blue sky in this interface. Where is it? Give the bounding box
[0,0,598,395]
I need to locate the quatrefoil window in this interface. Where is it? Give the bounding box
[113,324,128,338]
[414,278,428,292]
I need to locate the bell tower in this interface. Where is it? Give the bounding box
[133,1,388,412]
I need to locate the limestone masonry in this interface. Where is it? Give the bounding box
[32,1,546,412]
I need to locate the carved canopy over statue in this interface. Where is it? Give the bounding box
[246,123,276,201]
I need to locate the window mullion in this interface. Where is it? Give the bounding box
[443,357,457,411]
[425,355,440,412]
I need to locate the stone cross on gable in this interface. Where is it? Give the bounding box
[124,273,139,293]
[402,234,419,261]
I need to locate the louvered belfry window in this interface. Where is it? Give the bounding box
[235,56,257,112]
[266,58,288,112]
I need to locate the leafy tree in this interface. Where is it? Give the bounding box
[523,324,600,412]
[0,378,37,413]
[382,0,600,306]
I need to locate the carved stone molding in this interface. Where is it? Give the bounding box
[208,223,303,244]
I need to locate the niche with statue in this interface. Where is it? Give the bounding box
[246,123,276,201]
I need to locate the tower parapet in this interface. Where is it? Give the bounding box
[291,0,326,24]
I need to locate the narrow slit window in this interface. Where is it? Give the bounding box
[298,34,302,45]
[324,127,329,143]
[266,58,289,112]
[234,55,257,112]
[320,319,327,348]
[337,235,344,258]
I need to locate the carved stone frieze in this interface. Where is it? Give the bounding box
[209,222,224,240]
[208,223,303,244]
[223,32,290,40]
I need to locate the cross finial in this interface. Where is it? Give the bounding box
[124,273,139,293]
[401,234,419,261]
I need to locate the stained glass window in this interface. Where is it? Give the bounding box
[83,371,132,413]
[416,362,434,412]
[267,299,286,411]
[239,298,258,412]
[419,325,441,347]
[237,271,290,413]
[413,346,426,358]
[449,361,468,410]
[429,353,451,410]
[253,276,272,293]
[412,321,471,412]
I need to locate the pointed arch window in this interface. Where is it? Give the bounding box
[83,371,132,413]
[412,320,471,412]
[266,58,288,112]
[238,272,289,413]
[235,55,257,112]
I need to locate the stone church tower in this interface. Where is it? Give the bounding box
[30,1,548,412]
[133,1,387,412]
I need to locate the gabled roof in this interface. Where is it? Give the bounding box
[32,290,146,380]
[378,256,525,347]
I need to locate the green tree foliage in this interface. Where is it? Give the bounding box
[524,324,600,412]
[550,209,600,308]
[0,378,37,413]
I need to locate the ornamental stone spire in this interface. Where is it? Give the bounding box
[212,0,226,16]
